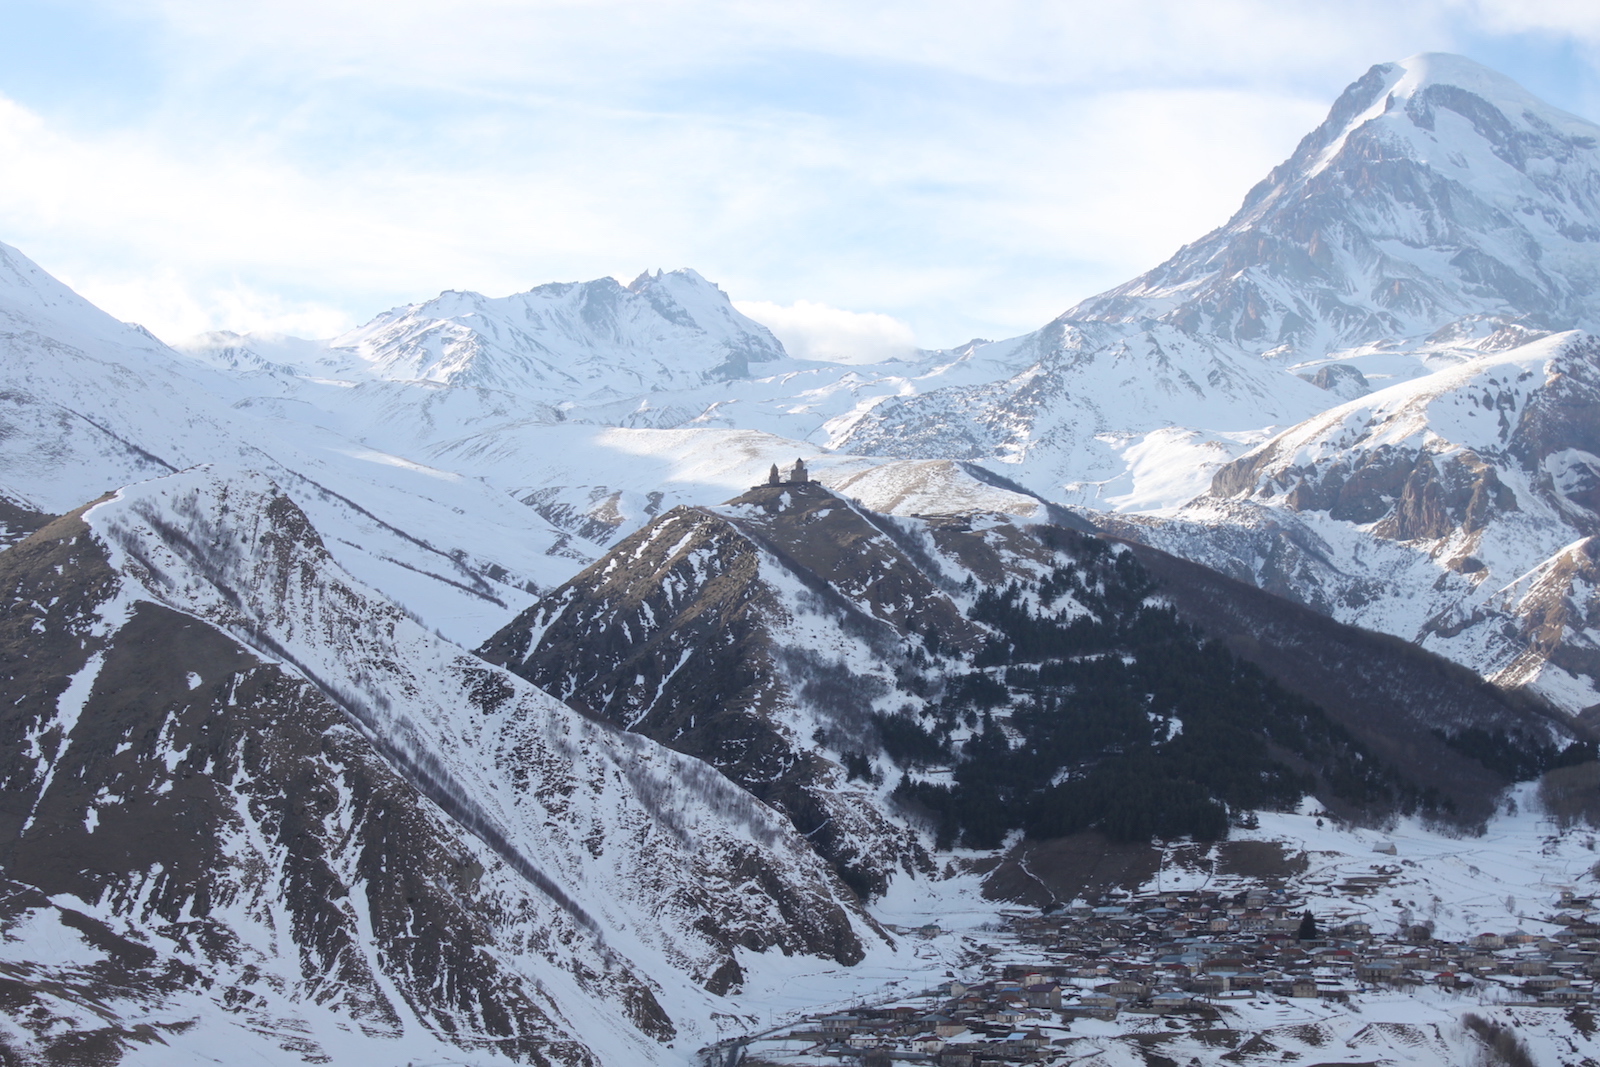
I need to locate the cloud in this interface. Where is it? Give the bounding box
[1467,0,1600,40]
[72,271,353,343]
[1,1,1596,345]
[117,0,1451,93]
[736,300,919,363]
[0,69,1327,345]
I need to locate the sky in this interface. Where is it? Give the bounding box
[1,2,1599,360]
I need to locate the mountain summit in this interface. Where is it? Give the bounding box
[829,53,1600,506]
[1068,53,1600,357]
[331,268,788,396]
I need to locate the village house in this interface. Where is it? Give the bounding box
[741,879,1600,1067]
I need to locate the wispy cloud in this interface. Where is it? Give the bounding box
[0,1,1595,345]
[736,299,918,363]
[1469,0,1600,40]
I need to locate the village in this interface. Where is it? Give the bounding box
[727,872,1600,1066]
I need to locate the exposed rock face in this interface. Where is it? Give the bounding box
[1145,332,1600,713]
[1213,440,1516,540]
[1303,363,1371,399]
[0,470,885,1064]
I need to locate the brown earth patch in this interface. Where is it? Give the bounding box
[1215,840,1309,881]
[981,832,1162,907]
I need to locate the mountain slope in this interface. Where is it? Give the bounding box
[828,322,1328,499]
[480,481,961,899]
[1072,53,1600,352]
[482,482,1566,897]
[1111,329,1600,717]
[0,469,886,1064]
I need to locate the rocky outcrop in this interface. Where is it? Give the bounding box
[1124,334,1600,714]
[1302,363,1371,399]
[1213,438,1519,542]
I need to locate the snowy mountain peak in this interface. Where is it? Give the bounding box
[1277,52,1600,195]
[627,267,663,291]
[1066,53,1600,360]
[174,329,337,376]
[1384,51,1594,128]
[330,268,787,399]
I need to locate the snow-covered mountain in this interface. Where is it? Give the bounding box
[319,269,786,397]
[1072,53,1600,353]
[1107,329,1600,716]
[0,239,611,645]
[0,469,885,1064]
[826,322,1330,506]
[10,48,1600,1064]
[829,53,1600,509]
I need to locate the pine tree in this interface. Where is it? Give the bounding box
[1296,911,1318,940]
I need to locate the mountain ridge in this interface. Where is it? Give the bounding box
[0,469,888,1064]
[1067,53,1600,351]
[7,49,1600,1064]
[326,267,788,396]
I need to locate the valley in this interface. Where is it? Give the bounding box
[731,798,1600,1066]
[5,50,1600,1066]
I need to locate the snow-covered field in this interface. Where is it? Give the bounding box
[730,790,1600,1066]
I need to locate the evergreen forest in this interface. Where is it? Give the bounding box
[889,541,1430,849]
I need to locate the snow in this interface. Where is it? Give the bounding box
[18,648,106,834]
[1061,427,1269,514]
[4,48,1600,1064]
[1227,788,1600,943]
[74,465,891,1065]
